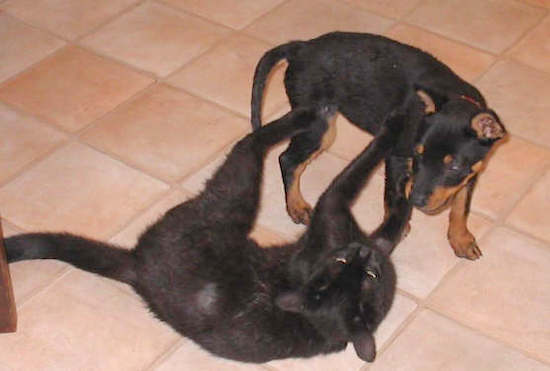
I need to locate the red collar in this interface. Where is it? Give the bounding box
[460,95,483,109]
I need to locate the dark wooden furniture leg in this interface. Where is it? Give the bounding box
[0,222,17,332]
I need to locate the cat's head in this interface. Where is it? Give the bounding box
[276,242,396,362]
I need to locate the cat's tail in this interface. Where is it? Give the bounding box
[5,233,137,286]
[251,41,302,131]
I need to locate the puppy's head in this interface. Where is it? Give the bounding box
[410,90,507,214]
[276,242,396,362]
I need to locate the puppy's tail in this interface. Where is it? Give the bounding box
[5,233,137,286]
[251,41,302,131]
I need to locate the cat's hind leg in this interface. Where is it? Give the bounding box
[202,106,335,234]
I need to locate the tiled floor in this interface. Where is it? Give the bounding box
[0,0,549,369]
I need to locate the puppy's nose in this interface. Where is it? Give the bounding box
[410,192,428,208]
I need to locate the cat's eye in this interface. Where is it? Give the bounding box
[335,257,347,264]
[365,269,378,280]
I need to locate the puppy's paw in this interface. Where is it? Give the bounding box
[449,232,482,260]
[287,201,312,225]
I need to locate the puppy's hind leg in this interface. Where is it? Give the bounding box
[279,113,337,225]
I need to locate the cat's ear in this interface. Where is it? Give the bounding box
[352,331,376,362]
[275,291,304,313]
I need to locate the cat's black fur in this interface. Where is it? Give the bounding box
[5,106,401,363]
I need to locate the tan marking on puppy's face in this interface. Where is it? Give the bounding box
[420,161,484,214]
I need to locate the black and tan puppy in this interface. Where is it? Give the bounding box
[5,107,400,363]
[251,32,507,259]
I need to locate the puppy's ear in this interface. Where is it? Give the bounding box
[352,331,376,362]
[275,291,304,313]
[471,112,506,141]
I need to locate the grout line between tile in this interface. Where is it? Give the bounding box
[423,306,550,366]
[76,2,236,80]
[152,0,239,31]
[72,0,149,43]
[154,0,290,31]
[386,20,499,59]
[501,222,550,249]
[16,266,74,311]
[492,162,550,226]
[0,7,73,43]
[498,4,549,57]
[360,305,424,371]
[0,134,69,189]
[417,211,550,365]
[0,43,70,91]
[77,43,160,80]
[160,30,239,81]
[0,218,24,234]
[401,0,429,19]
[142,338,185,371]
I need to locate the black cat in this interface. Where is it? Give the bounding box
[5,106,400,363]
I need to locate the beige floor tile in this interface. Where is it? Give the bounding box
[428,227,550,362]
[110,189,192,248]
[244,0,393,45]
[168,33,288,118]
[506,169,550,243]
[339,0,422,19]
[0,47,152,132]
[159,0,286,29]
[508,15,550,74]
[0,102,67,185]
[154,339,267,371]
[472,137,550,219]
[0,142,169,239]
[329,114,375,162]
[83,84,247,182]
[249,225,289,246]
[0,269,179,371]
[406,0,544,53]
[520,0,550,8]
[0,13,65,82]
[371,309,549,371]
[391,211,493,298]
[81,2,230,77]
[476,60,550,148]
[1,0,138,40]
[385,24,495,82]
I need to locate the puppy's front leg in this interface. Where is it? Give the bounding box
[448,175,481,260]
